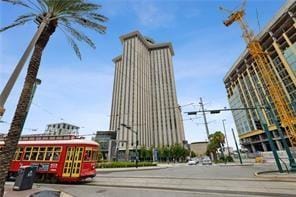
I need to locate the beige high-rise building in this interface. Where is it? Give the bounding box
[109,31,185,150]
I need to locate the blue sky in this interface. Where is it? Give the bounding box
[0,0,285,147]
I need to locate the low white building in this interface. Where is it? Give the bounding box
[44,122,79,136]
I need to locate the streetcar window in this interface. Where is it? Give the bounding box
[24,147,32,160]
[55,147,61,152]
[14,147,24,161]
[37,147,46,161]
[92,150,98,161]
[45,151,52,161]
[30,147,38,160]
[84,149,92,161]
[77,147,83,160]
[53,152,60,161]
[52,147,61,161]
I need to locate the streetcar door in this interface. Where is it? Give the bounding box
[71,147,84,177]
[62,147,75,177]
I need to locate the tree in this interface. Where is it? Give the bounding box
[190,151,196,158]
[139,146,147,161]
[206,131,225,161]
[147,147,153,161]
[0,1,107,195]
[157,146,164,162]
[163,146,170,162]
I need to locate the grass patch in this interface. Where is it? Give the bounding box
[97,161,157,168]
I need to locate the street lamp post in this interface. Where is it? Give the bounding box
[121,123,138,168]
[222,119,231,157]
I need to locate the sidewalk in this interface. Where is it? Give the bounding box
[96,164,171,173]
[254,171,296,182]
[217,163,254,167]
[4,182,72,197]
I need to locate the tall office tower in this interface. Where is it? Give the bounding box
[109,31,185,151]
[224,1,296,153]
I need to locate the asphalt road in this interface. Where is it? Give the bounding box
[44,163,296,197]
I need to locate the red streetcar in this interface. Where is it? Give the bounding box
[0,134,99,183]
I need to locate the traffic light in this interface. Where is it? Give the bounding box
[254,120,262,130]
[187,112,197,115]
[210,110,221,114]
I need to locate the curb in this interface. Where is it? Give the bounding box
[254,170,296,181]
[96,166,168,173]
[217,163,254,167]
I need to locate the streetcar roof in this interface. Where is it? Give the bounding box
[0,139,99,146]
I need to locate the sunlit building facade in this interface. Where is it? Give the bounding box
[109,31,185,151]
[224,1,296,153]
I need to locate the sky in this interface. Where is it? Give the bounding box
[0,0,286,147]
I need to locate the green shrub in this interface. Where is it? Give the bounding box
[214,155,234,163]
[226,156,234,162]
[96,161,157,168]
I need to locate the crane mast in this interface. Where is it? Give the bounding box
[220,3,296,146]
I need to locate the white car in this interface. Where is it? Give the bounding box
[202,157,212,165]
[188,159,199,165]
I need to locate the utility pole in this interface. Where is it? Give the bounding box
[232,128,242,164]
[0,14,50,119]
[222,119,231,157]
[199,97,210,138]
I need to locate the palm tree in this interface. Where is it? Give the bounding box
[207,131,225,161]
[0,0,107,195]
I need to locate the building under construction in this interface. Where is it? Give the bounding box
[224,1,296,153]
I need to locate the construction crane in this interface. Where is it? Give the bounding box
[220,1,296,146]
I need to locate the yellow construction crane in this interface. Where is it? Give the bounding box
[220,1,296,146]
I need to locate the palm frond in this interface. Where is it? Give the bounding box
[35,0,48,12]
[26,0,43,13]
[88,13,108,23]
[60,21,96,49]
[2,0,31,8]
[0,18,31,32]
[67,35,82,60]
[59,26,82,60]
[73,17,106,34]
[14,13,36,22]
[2,0,107,59]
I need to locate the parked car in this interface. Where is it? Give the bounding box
[188,158,199,165]
[202,157,212,165]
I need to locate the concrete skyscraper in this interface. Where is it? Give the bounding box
[109,31,185,151]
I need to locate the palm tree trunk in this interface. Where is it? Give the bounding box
[0,19,57,197]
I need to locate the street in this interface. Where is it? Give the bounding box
[41,163,296,197]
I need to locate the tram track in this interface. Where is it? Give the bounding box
[81,182,296,196]
[35,175,296,197]
[95,175,296,183]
